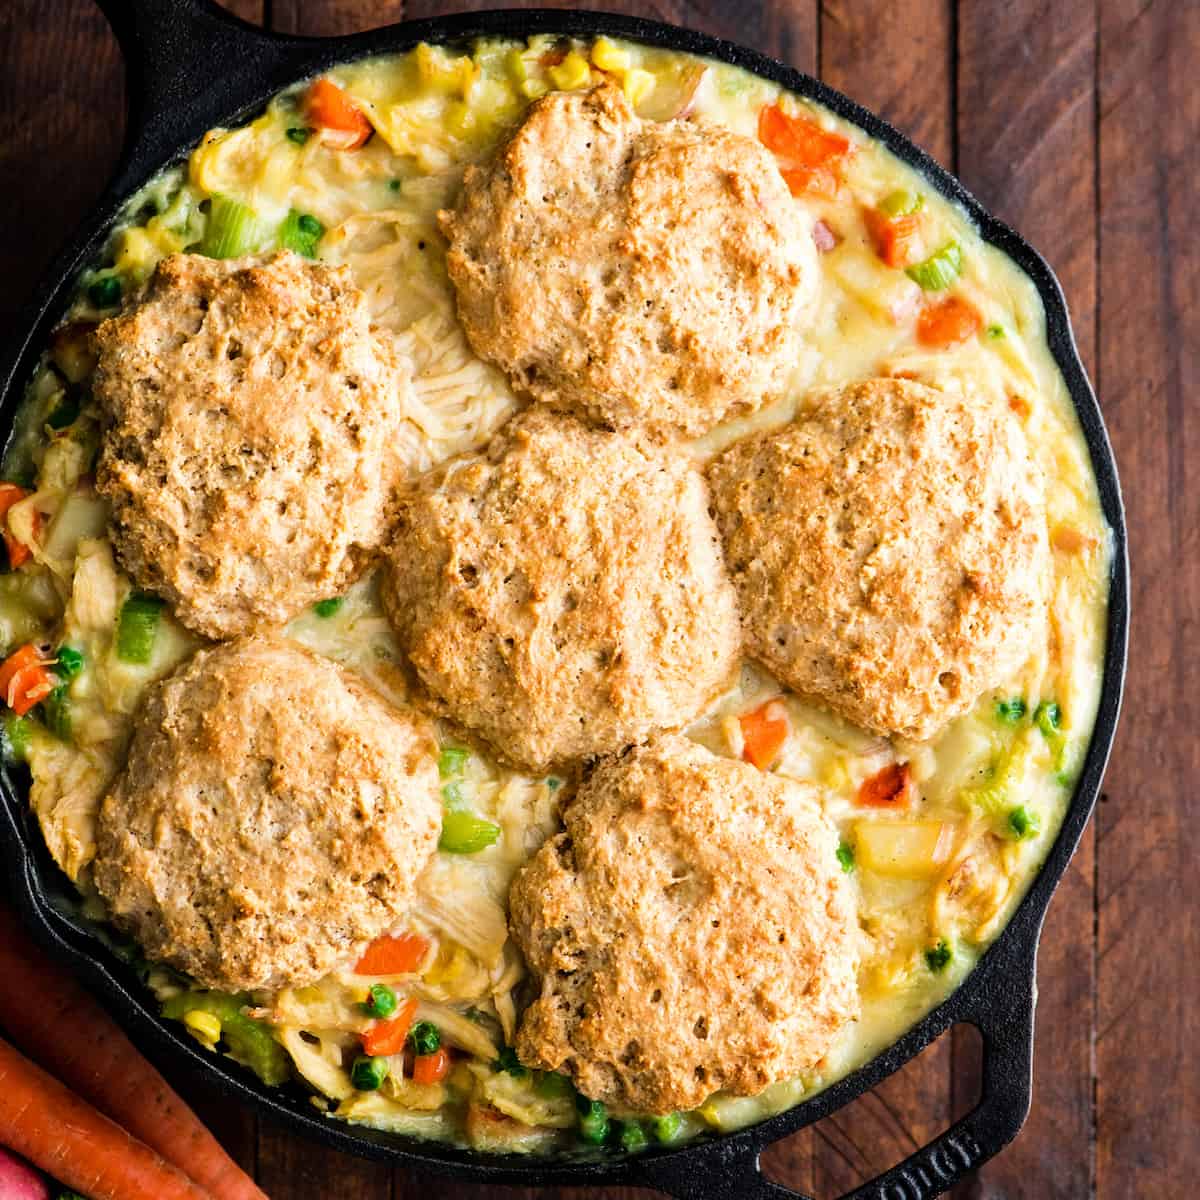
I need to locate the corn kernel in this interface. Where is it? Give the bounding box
[591,36,630,74]
[549,51,591,92]
[623,67,656,108]
[520,77,550,100]
[182,1009,222,1045]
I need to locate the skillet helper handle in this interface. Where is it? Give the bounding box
[638,944,1036,1200]
[92,0,300,200]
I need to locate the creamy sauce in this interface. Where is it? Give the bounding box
[6,34,1110,1152]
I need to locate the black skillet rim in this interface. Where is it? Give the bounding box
[0,6,1129,1194]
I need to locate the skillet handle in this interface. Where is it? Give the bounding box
[636,944,1036,1200]
[93,0,304,199]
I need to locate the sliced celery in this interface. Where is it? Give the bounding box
[879,189,924,218]
[116,591,164,663]
[162,990,290,1086]
[905,240,963,291]
[201,194,269,259]
[439,809,500,854]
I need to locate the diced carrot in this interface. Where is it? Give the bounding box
[0,483,35,568]
[864,208,923,268]
[739,699,790,771]
[758,104,851,166]
[0,645,55,716]
[361,997,418,1058]
[539,48,567,68]
[412,1047,450,1085]
[857,762,913,809]
[354,931,431,975]
[916,296,983,348]
[304,78,372,150]
[780,164,839,199]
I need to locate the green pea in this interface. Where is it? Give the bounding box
[494,1045,528,1078]
[995,697,1027,724]
[924,940,953,974]
[286,126,311,145]
[350,1054,389,1091]
[1007,806,1040,840]
[313,597,342,618]
[408,1020,440,1056]
[87,275,122,309]
[651,1111,683,1143]
[56,646,84,679]
[577,1097,609,1145]
[619,1120,648,1152]
[363,983,397,1018]
[836,840,855,873]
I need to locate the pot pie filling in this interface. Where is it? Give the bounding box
[3,36,1111,1154]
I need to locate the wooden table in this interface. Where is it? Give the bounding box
[2,1,1195,1197]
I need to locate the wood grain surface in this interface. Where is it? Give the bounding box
[1,1,1194,1197]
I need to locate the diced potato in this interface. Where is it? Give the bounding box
[854,820,956,878]
[825,242,923,323]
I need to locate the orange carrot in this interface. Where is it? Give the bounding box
[412,1047,450,1085]
[864,208,923,268]
[739,699,790,771]
[0,483,35,568]
[857,762,913,808]
[0,906,266,1200]
[354,931,431,975]
[304,78,372,150]
[0,1037,213,1200]
[758,104,851,166]
[779,165,839,199]
[362,997,418,1057]
[0,645,56,716]
[916,296,983,348]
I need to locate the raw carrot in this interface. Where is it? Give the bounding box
[362,997,418,1057]
[0,905,266,1200]
[354,931,431,975]
[412,1047,450,1085]
[857,762,913,808]
[304,78,372,150]
[0,1037,212,1200]
[739,699,790,771]
[0,483,35,568]
[0,645,56,716]
[916,296,983,348]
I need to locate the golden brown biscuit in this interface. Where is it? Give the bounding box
[439,83,817,438]
[381,410,741,772]
[93,636,441,992]
[93,251,413,638]
[509,734,860,1113]
[707,378,1050,739]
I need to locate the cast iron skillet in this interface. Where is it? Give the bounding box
[0,3,1129,1197]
